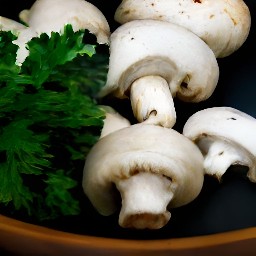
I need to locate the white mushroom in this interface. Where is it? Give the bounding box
[114,0,251,58]
[98,105,131,139]
[0,16,26,33]
[183,107,256,182]
[99,19,219,128]
[13,28,38,66]
[0,16,36,66]
[19,0,110,44]
[3,0,110,65]
[83,123,204,229]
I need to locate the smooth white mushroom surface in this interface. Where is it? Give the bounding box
[98,105,131,139]
[0,16,26,33]
[19,0,110,44]
[115,0,251,57]
[83,123,204,229]
[99,19,219,128]
[183,107,256,182]
[13,28,38,66]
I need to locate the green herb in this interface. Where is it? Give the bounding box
[0,25,107,220]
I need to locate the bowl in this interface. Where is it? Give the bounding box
[0,0,256,255]
[0,214,256,256]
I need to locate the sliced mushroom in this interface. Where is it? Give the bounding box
[83,123,204,229]
[183,107,256,182]
[114,0,251,57]
[99,19,219,128]
[19,0,110,44]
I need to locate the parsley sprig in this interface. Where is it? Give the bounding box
[0,25,107,220]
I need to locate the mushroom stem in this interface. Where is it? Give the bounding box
[115,172,173,229]
[130,75,176,128]
[202,139,249,181]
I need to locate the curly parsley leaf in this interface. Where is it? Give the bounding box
[0,25,107,220]
[0,31,20,82]
[21,25,97,88]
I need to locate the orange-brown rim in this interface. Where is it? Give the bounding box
[0,214,256,252]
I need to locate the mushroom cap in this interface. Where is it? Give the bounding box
[98,105,131,139]
[0,16,26,33]
[183,107,256,156]
[183,107,256,181]
[19,0,110,44]
[115,0,251,57]
[99,19,219,103]
[83,123,204,216]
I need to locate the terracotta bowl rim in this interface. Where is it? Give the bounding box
[0,214,256,252]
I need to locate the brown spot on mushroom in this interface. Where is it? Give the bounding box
[224,8,237,26]
[209,14,215,19]
[123,10,131,16]
[130,169,140,176]
[230,17,237,26]
[218,151,224,156]
[193,0,202,3]
[114,170,128,180]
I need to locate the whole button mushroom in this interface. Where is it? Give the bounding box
[83,123,204,229]
[19,0,110,45]
[99,19,219,128]
[114,0,251,57]
[183,107,256,182]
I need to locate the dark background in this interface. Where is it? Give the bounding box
[1,0,256,240]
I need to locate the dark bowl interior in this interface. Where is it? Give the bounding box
[1,0,256,243]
